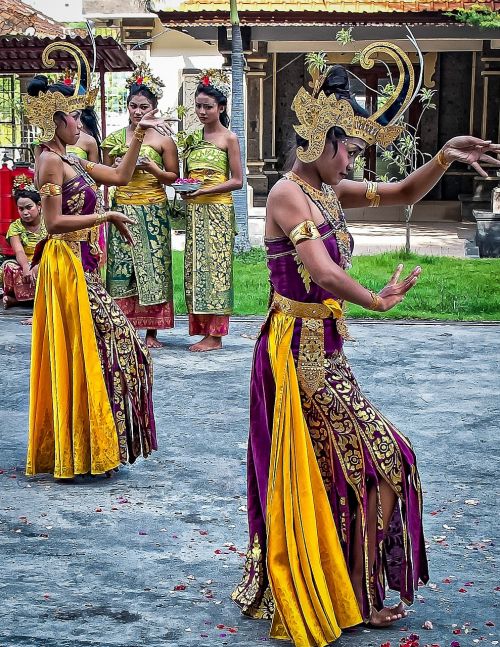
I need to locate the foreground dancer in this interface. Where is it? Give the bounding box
[23,42,169,479]
[232,42,500,645]
[102,63,178,348]
[183,69,242,352]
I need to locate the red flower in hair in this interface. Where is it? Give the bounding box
[136,76,143,85]
[19,183,25,189]
[201,75,210,86]
[63,77,72,86]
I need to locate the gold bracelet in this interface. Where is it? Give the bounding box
[95,213,108,226]
[365,180,381,208]
[289,220,321,246]
[133,126,146,143]
[39,182,62,197]
[435,148,451,171]
[86,161,97,172]
[368,290,383,311]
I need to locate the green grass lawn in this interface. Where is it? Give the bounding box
[172,249,499,321]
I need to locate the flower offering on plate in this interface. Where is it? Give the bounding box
[172,178,203,192]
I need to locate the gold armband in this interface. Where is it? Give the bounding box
[39,182,62,197]
[86,161,97,172]
[368,290,383,311]
[435,148,451,171]
[288,220,321,246]
[95,213,108,226]
[365,180,380,208]
[133,126,146,143]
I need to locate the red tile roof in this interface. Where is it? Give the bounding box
[0,0,65,37]
[151,0,499,12]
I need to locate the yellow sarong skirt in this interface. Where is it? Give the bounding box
[265,311,362,646]
[26,240,121,478]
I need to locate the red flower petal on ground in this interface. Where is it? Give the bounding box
[216,624,225,629]
[451,642,460,647]
[453,629,461,634]
[173,584,186,591]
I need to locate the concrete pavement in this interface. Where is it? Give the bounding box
[0,314,499,647]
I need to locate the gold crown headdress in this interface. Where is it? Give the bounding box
[198,69,231,98]
[126,62,165,100]
[12,174,37,194]
[22,42,99,143]
[293,41,418,163]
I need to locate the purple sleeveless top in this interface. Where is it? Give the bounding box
[265,221,351,356]
[61,170,100,273]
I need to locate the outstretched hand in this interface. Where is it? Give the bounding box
[443,136,500,178]
[137,108,173,137]
[377,264,421,312]
[106,211,136,246]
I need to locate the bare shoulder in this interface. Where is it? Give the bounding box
[268,178,308,210]
[37,150,64,185]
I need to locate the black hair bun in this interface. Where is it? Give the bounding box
[28,74,49,97]
[321,65,351,100]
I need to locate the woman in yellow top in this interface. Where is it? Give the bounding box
[102,63,179,348]
[1,176,45,312]
[182,69,243,352]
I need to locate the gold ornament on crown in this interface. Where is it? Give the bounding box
[12,174,37,194]
[126,62,165,100]
[293,42,416,163]
[22,41,99,143]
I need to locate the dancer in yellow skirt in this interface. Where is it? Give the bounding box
[22,42,170,479]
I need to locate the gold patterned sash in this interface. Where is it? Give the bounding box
[49,226,100,257]
[271,292,352,398]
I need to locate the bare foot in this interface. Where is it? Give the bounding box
[2,295,17,309]
[367,602,407,627]
[145,330,163,348]
[189,335,223,352]
[20,317,33,326]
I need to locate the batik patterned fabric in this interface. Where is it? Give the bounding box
[26,171,156,479]
[102,127,174,330]
[184,129,234,336]
[232,196,428,641]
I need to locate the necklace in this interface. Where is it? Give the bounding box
[284,171,352,268]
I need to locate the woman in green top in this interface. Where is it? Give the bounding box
[182,70,243,352]
[102,64,179,348]
[1,178,45,315]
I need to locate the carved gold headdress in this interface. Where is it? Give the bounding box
[293,41,418,163]
[126,62,165,100]
[22,41,99,143]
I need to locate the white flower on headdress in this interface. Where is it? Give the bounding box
[198,69,231,98]
[126,62,165,100]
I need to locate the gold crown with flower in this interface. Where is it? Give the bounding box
[12,174,37,194]
[293,42,418,163]
[198,68,231,98]
[126,62,165,99]
[22,42,99,143]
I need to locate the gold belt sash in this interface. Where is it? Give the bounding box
[49,226,99,243]
[49,226,100,258]
[271,292,352,398]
